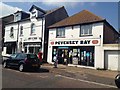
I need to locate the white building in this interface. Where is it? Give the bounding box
[3,5,68,62]
[48,10,120,71]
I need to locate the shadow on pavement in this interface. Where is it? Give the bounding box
[3,67,49,73]
[25,68,49,73]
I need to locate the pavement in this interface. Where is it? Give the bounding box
[41,63,119,87]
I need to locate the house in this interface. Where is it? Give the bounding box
[48,10,120,71]
[0,14,14,62]
[2,5,68,62]
[0,19,2,63]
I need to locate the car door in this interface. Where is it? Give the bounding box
[7,54,18,66]
[12,54,21,67]
[14,53,26,67]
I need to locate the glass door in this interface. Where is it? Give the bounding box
[80,46,94,67]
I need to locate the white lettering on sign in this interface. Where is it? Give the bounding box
[50,39,100,46]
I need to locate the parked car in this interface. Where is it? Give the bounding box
[115,74,120,88]
[2,53,41,72]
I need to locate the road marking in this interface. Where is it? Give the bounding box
[39,76,48,78]
[24,73,31,75]
[56,74,117,88]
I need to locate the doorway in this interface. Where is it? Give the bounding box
[57,49,69,64]
[52,47,69,64]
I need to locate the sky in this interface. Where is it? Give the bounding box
[1,2,119,31]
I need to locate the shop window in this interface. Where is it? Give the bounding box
[31,23,35,35]
[20,26,23,36]
[25,47,27,53]
[80,24,92,36]
[10,27,14,38]
[6,46,12,54]
[56,28,65,38]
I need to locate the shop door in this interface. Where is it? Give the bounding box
[57,49,69,64]
[80,47,94,67]
[81,51,94,67]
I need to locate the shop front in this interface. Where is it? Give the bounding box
[23,42,41,54]
[52,46,94,67]
[48,38,101,68]
[23,36,42,54]
[4,42,17,54]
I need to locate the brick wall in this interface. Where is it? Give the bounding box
[103,22,119,44]
[43,6,68,62]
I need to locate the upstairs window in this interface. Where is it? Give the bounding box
[31,11,36,18]
[56,28,65,38]
[15,13,21,21]
[20,26,23,36]
[10,27,14,38]
[31,23,35,35]
[80,24,92,36]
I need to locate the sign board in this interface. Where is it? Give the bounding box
[50,38,101,46]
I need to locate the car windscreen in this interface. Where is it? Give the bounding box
[10,54,18,59]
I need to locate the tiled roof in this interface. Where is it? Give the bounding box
[49,10,105,28]
[29,5,46,13]
[45,6,64,16]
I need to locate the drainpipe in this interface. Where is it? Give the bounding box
[17,21,20,53]
[41,17,44,54]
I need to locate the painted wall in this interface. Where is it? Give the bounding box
[3,18,45,54]
[104,50,120,71]
[4,23,18,42]
[18,18,45,52]
[48,22,104,69]
[18,19,45,42]
[104,44,120,71]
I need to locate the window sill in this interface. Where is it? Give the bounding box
[56,36,65,38]
[19,35,23,37]
[80,35,93,37]
[30,34,36,36]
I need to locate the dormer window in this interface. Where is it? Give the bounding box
[14,13,21,21]
[29,5,46,19]
[31,11,37,18]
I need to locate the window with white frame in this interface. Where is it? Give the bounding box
[15,13,21,21]
[56,28,65,38]
[10,27,14,37]
[80,24,92,36]
[20,26,23,36]
[31,11,37,18]
[31,23,35,35]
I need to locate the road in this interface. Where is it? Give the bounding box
[2,66,116,88]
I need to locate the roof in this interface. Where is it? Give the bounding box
[29,5,46,14]
[5,6,66,25]
[49,10,105,28]
[45,6,65,16]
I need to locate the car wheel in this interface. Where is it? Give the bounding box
[19,64,24,72]
[115,74,120,88]
[3,62,7,68]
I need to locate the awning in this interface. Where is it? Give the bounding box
[4,42,17,47]
[23,42,41,46]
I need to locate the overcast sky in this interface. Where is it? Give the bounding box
[1,2,119,31]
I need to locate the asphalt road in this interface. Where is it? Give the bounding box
[2,66,116,88]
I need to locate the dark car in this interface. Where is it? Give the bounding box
[3,53,41,72]
[115,74,120,88]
